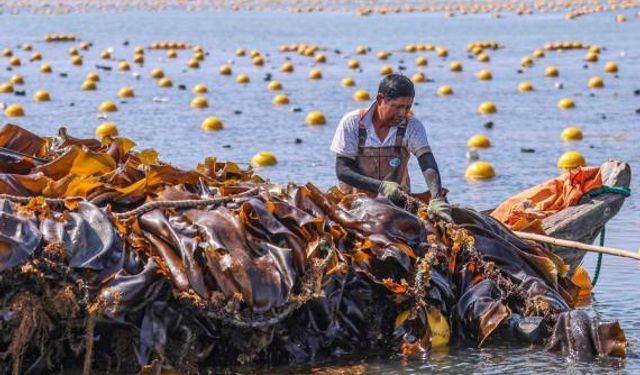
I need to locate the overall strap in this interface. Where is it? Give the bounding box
[357,108,368,154]
[394,118,408,147]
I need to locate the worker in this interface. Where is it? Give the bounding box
[330,74,452,222]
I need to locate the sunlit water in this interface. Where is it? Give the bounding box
[1,9,639,373]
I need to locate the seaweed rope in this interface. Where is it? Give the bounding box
[583,185,631,288]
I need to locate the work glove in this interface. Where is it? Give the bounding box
[427,197,453,223]
[378,181,406,206]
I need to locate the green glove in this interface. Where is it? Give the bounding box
[378,181,405,206]
[427,197,453,223]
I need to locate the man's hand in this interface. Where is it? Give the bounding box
[378,181,406,206]
[427,197,453,223]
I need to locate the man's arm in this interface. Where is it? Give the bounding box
[417,152,444,199]
[335,156,382,193]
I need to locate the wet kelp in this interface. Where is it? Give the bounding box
[0,124,626,374]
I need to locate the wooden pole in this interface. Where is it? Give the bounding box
[514,231,640,261]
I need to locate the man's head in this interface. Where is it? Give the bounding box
[375,74,415,126]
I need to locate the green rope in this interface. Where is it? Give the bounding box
[584,185,631,288]
[591,226,605,287]
[584,186,631,199]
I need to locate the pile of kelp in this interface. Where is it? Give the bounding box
[0,124,627,374]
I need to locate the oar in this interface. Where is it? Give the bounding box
[399,191,640,260]
[514,231,640,261]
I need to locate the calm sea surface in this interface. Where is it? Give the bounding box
[1,9,639,373]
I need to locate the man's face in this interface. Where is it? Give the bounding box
[376,94,413,126]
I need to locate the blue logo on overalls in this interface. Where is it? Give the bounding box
[389,158,401,168]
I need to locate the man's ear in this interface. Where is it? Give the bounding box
[375,93,384,105]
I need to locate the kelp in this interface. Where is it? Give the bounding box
[0,124,627,374]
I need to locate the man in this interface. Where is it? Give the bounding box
[330,73,452,222]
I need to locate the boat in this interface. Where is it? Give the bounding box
[491,160,632,275]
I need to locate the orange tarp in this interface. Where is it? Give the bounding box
[491,167,603,230]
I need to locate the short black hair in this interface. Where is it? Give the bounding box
[378,74,415,99]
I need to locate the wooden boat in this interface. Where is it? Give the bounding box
[493,160,632,275]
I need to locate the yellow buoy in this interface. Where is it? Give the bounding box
[250,50,260,58]
[465,161,496,180]
[191,96,209,108]
[560,127,583,141]
[308,69,322,80]
[33,90,51,102]
[193,52,205,62]
[251,151,277,167]
[9,57,21,67]
[95,122,118,138]
[355,45,367,55]
[157,77,173,88]
[544,65,559,77]
[477,53,490,63]
[4,104,25,117]
[71,55,83,66]
[118,86,135,98]
[436,47,448,57]
[353,89,370,102]
[40,64,53,74]
[187,59,200,69]
[377,50,390,60]
[82,80,97,90]
[98,100,118,112]
[22,43,32,51]
[236,73,250,84]
[341,77,356,87]
[533,49,545,58]
[476,69,492,81]
[202,116,223,131]
[118,61,131,71]
[589,45,601,54]
[235,48,246,57]
[520,56,533,67]
[585,52,598,62]
[380,65,393,75]
[405,44,417,53]
[437,85,453,96]
[30,51,42,61]
[281,62,294,73]
[412,72,426,83]
[467,134,491,148]
[557,151,586,169]
[10,75,24,85]
[272,93,290,105]
[101,50,112,59]
[70,47,79,55]
[133,54,144,64]
[478,101,497,114]
[192,84,208,94]
[415,56,428,66]
[348,59,360,70]
[0,83,13,93]
[588,76,604,88]
[305,111,327,125]
[517,81,534,92]
[150,68,164,79]
[314,53,326,63]
[166,49,177,58]
[219,64,232,75]
[604,61,618,73]
[267,81,283,90]
[427,308,450,348]
[2,48,12,57]
[252,56,264,66]
[450,61,463,72]
[87,72,100,82]
[616,14,626,23]
[557,98,575,110]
